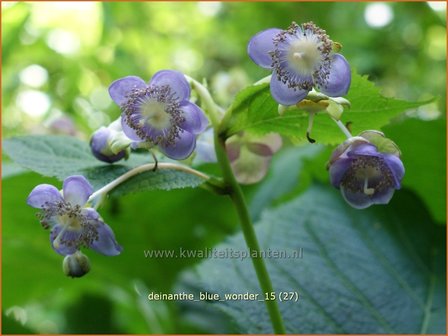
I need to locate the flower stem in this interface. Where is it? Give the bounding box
[88,162,225,208]
[214,131,286,334]
[333,118,353,139]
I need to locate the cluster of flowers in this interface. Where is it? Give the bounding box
[27,22,404,277]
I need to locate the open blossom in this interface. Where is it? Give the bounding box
[27,175,122,256]
[248,22,351,105]
[328,133,404,209]
[109,70,208,160]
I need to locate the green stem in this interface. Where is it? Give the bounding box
[214,131,286,334]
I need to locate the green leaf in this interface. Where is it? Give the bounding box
[2,135,204,194]
[220,73,432,145]
[384,118,446,223]
[2,172,237,333]
[110,170,204,196]
[179,185,446,333]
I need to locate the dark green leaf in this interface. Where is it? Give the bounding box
[3,135,204,194]
[179,185,446,333]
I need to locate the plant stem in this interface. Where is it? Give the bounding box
[333,118,353,139]
[88,162,224,208]
[214,131,286,334]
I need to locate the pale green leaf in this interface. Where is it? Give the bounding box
[220,73,433,145]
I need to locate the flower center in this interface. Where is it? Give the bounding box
[139,99,171,130]
[272,21,333,91]
[58,213,83,231]
[341,156,394,195]
[122,85,185,146]
[38,201,84,229]
[287,39,322,76]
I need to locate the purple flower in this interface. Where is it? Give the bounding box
[108,70,208,160]
[193,128,217,165]
[27,175,122,256]
[90,126,127,163]
[328,135,404,209]
[247,22,351,105]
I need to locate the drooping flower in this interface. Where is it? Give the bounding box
[90,119,130,163]
[328,132,404,209]
[27,175,122,256]
[227,132,283,184]
[108,70,208,160]
[247,22,351,105]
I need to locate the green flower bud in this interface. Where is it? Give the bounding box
[63,251,91,278]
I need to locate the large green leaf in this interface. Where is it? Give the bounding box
[179,185,446,333]
[2,172,237,333]
[220,73,432,145]
[2,135,204,195]
[384,118,446,223]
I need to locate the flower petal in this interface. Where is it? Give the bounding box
[226,141,241,162]
[50,226,81,256]
[247,143,273,157]
[179,101,209,134]
[371,188,396,205]
[319,54,351,97]
[231,147,271,184]
[247,28,282,69]
[347,143,380,157]
[27,184,63,209]
[194,128,217,164]
[63,175,93,207]
[340,186,373,209]
[89,222,122,256]
[81,208,100,220]
[150,70,190,101]
[270,72,309,106]
[340,185,396,209]
[329,158,352,188]
[121,116,143,141]
[90,127,126,163]
[158,130,196,160]
[384,154,405,188]
[109,76,146,106]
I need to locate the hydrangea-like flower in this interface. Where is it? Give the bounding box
[27,175,122,256]
[108,70,208,160]
[248,22,351,105]
[328,133,404,209]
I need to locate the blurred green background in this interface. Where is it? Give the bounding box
[2,1,446,334]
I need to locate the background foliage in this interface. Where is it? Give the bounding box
[2,2,446,334]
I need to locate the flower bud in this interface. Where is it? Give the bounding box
[328,131,404,209]
[63,252,91,278]
[90,127,128,163]
[226,132,282,184]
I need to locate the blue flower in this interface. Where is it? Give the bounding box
[27,175,122,256]
[328,135,404,209]
[247,22,351,105]
[109,70,208,160]
[90,126,127,163]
